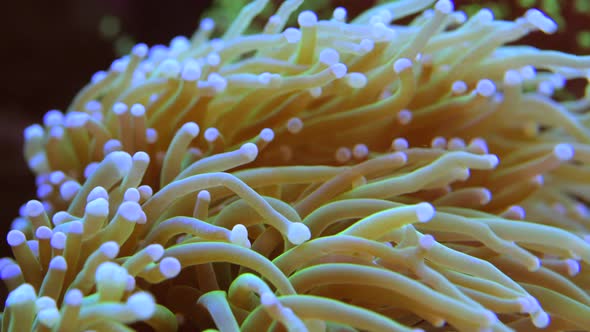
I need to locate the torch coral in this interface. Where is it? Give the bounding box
[4,0,590,331]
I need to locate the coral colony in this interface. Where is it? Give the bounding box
[4,0,590,331]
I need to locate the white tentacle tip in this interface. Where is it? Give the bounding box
[415,202,435,222]
[298,11,318,27]
[159,257,181,278]
[476,79,496,97]
[525,9,558,34]
[127,292,156,320]
[287,223,311,245]
[283,28,301,43]
[319,48,340,66]
[107,151,133,176]
[7,230,26,247]
[145,244,165,261]
[565,259,581,276]
[553,143,574,161]
[531,310,550,328]
[37,308,61,327]
[393,58,412,73]
[418,234,436,250]
[230,224,250,248]
[435,0,454,15]
[240,143,259,161]
[181,122,200,137]
[485,154,500,168]
[100,241,120,259]
[330,63,348,79]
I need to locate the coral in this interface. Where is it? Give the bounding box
[4,0,590,331]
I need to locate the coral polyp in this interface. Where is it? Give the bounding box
[4,0,590,331]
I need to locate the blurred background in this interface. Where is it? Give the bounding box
[1,0,587,257]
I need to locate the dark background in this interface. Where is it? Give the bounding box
[0,0,586,257]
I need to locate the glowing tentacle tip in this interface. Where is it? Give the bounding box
[330,63,348,79]
[298,11,318,27]
[7,230,26,247]
[359,39,374,53]
[504,70,522,86]
[435,0,454,14]
[335,147,352,163]
[42,111,64,128]
[133,151,150,165]
[287,117,303,134]
[415,202,435,222]
[108,151,134,176]
[1,264,22,280]
[260,128,275,142]
[64,112,90,128]
[528,257,541,272]
[130,104,146,117]
[519,65,536,80]
[451,81,467,95]
[35,226,52,240]
[138,185,154,201]
[206,53,221,67]
[132,43,149,58]
[100,241,120,259]
[35,296,56,312]
[319,48,340,66]
[200,17,215,31]
[287,222,311,245]
[553,143,574,161]
[479,188,492,205]
[476,79,496,97]
[181,122,200,138]
[485,154,500,168]
[60,181,81,201]
[118,201,143,223]
[126,275,136,291]
[127,292,156,320]
[346,73,367,88]
[397,109,412,125]
[159,59,182,78]
[124,188,141,203]
[95,262,127,286]
[84,163,99,179]
[393,58,412,73]
[112,102,128,116]
[145,244,165,261]
[230,224,250,248]
[86,198,109,218]
[392,138,409,151]
[159,257,181,278]
[533,174,544,186]
[240,143,259,161]
[333,7,347,21]
[565,259,581,276]
[6,283,36,306]
[49,256,67,271]
[146,128,158,144]
[204,128,220,142]
[25,200,45,217]
[283,28,301,43]
[531,310,550,328]
[418,234,436,250]
[197,190,211,202]
[525,9,557,34]
[309,87,322,98]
